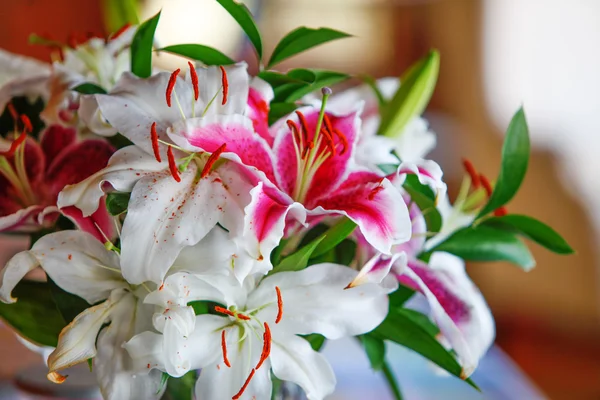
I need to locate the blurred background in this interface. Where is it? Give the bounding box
[0,0,598,399]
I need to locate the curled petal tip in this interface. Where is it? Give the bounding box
[47,371,67,384]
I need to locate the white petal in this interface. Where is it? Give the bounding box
[270,332,336,400]
[94,292,165,400]
[0,251,39,303]
[0,49,50,112]
[248,263,396,339]
[28,231,125,304]
[57,146,166,217]
[96,72,193,154]
[79,94,118,136]
[119,164,231,284]
[171,227,237,276]
[347,252,405,288]
[196,62,249,116]
[194,324,271,400]
[393,117,437,161]
[47,294,120,372]
[152,306,196,337]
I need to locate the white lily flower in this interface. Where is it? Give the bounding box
[125,257,398,400]
[0,230,164,399]
[0,49,51,113]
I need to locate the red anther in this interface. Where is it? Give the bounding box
[320,127,336,156]
[150,122,161,162]
[333,128,349,155]
[214,306,235,317]
[256,322,272,370]
[0,131,27,157]
[302,143,312,160]
[232,368,256,400]
[221,330,231,368]
[462,158,481,188]
[219,66,228,105]
[166,69,181,107]
[287,120,301,145]
[275,286,283,324]
[167,146,181,182]
[67,33,78,48]
[494,206,508,217]
[188,62,199,101]
[479,174,493,197]
[237,313,251,321]
[110,23,131,40]
[201,143,227,178]
[7,103,17,121]
[368,184,385,201]
[20,115,32,133]
[295,111,310,144]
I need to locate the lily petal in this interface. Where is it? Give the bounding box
[0,250,39,303]
[39,124,77,164]
[270,331,336,400]
[79,94,118,136]
[247,77,274,145]
[347,252,406,288]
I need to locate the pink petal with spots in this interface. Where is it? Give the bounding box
[61,197,116,242]
[247,77,274,146]
[45,139,114,198]
[167,115,277,185]
[398,253,495,377]
[311,171,411,254]
[40,124,77,164]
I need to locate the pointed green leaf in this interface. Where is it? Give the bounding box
[0,280,65,347]
[478,108,530,217]
[429,225,536,270]
[270,237,325,274]
[381,359,404,400]
[279,70,349,102]
[311,218,357,258]
[72,82,107,95]
[268,102,299,125]
[216,0,262,59]
[372,308,477,389]
[257,71,307,87]
[359,334,386,371]
[267,27,352,68]
[378,50,439,137]
[403,176,442,234]
[158,44,234,66]
[130,11,161,78]
[389,285,416,308]
[102,0,140,34]
[48,277,90,324]
[483,214,574,254]
[106,192,131,216]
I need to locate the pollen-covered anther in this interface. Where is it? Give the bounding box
[20,115,33,133]
[0,131,27,157]
[219,66,229,105]
[494,206,508,217]
[166,68,181,107]
[287,120,302,145]
[200,143,227,178]
[236,313,251,321]
[214,306,235,317]
[479,174,493,197]
[150,122,161,162]
[232,368,256,400]
[320,127,336,156]
[221,330,231,368]
[255,322,272,370]
[462,158,481,188]
[188,62,199,101]
[167,146,181,182]
[275,286,283,324]
[296,111,310,144]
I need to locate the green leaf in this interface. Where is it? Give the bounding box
[157,44,234,66]
[107,133,134,149]
[478,108,530,217]
[311,218,357,258]
[403,174,435,201]
[102,0,140,34]
[161,370,196,400]
[302,334,326,351]
[279,70,349,103]
[334,239,357,266]
[359,334,386,370]
[0,280,65,347]
[429,225,536,270]
[381,360,403,400]
[403,177,442,234]
[271,237,325,274]
[482,214,574,255]
[286,68,317,83]
[87,358,93,372]
[106,192,131,216]
[267,27,352,68]
[188,300,210,315]
[268,102,299,125]
[378,50,439,137]
[130,11,161,78]
[72,83,107,95]
[372,308,477,388]
[257,71,307,88]
[48,277,89,324]
[389,285,416,308]
[216,0,262,59]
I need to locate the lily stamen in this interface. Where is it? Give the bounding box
[255,322,271,370]
[232,368,255,400]
[221,330,231,368]
[219,66,228,105]
[200,144,227,179]
[166,69,180,108]
[150,122,161,162]
[20,115,33,133]
[167,147,181,182]
[188,62,199,101]
[462,158,481,188]
[275,286,283,324]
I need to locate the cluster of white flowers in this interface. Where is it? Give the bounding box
[0,14,546,400]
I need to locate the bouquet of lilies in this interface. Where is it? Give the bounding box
[0,2,573,399]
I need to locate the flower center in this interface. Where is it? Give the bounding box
[459,158,507,216]
[288,88,348,203]
[0,110,37,208]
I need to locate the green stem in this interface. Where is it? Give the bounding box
[382,360,403,400]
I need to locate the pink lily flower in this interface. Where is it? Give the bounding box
[168,78,412,255]
[0,112,115,241]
